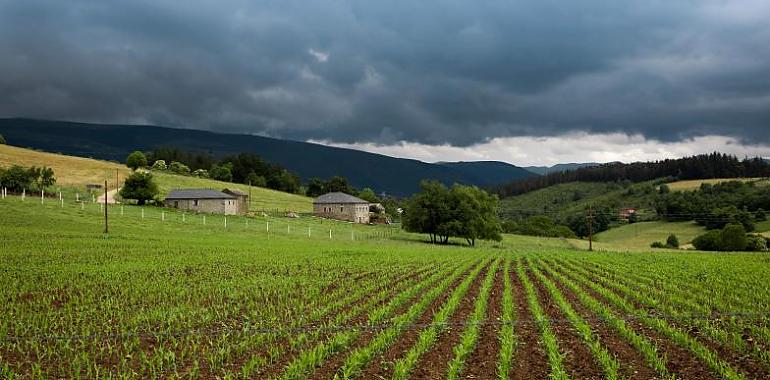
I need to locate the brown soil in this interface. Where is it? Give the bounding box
[357,262,483,379]
[539,266,661,380]
[309,268,448,379]
[526,264,604,380]
[571,261,770,379]
[511,263,550,380]
[408,265,491,379]
[461,263,504,379]
[550,262,719,380]
[249,267,436,378]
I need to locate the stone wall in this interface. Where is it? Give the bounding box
[167,198,238,215]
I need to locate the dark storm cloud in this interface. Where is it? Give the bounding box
[1,0,769,145]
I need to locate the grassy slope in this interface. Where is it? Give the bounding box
[0,144,130,187]
[667,177,770,192]
[498,181,659,223]
[590,221,705,251]
[0,144,313,212]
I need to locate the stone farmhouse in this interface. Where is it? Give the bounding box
[164,189,239,215]
[222,188,249,214]
[313,192,371,224]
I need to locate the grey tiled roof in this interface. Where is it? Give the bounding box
[313,192,370,204]
[165,189,236,200]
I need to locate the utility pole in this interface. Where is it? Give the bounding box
[104,180,109,234]
[587,205,594,251]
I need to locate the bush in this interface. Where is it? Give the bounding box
[666,234,680,248]
[126,151,148,170]
[650,241,666,248]
[503,215,576,238]
[151,160,167,171]
[210,165,233,182]
[756,209,767,222]
[0,134,5,144]
[721,224,748,251]
[192,169,209,178]
[119,172,159,205]
[0,165,55,192]
[168,161,191,175]
[746,235,769,252]
[692,230,723,251]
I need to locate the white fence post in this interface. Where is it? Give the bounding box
[329,229,332,239]
[287,224,290,234]
[308,226,311,237]
[41,190,44,205]
[22,189,25,201]
[224,216,227,229]
[182,213,185,222]
[121,205,124,216]
[76,193,79,202]
[141,208,144,219]
[203,215,206,225]
[162,212,165,222]
[266,221,269,232]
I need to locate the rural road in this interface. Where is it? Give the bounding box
[97,188,120,204]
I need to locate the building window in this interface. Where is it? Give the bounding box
[193,200,199,206]
[340,206,344,212]
[173,201,179,208]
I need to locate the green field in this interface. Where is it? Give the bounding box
[3,195,770,379]
[666,177,770,192]
[590,221,706,251]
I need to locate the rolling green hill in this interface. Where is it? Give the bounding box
[498,180,661,224]
[0,144,313,212]
[591,221,705,251]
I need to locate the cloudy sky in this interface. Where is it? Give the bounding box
[1,0,769,166]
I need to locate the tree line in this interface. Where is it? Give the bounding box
[494,153,770,197]
[128,148,303,194]
[0,165,56,192]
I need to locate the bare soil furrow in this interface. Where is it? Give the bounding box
[526,263,604,380]
[551,260,718,380]
[540,264,660,380]
[461,264,504,379]
[408,265,490,379]
[511,262,549,380]
[356,264,478,379]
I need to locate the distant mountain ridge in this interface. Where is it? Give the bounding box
[523,162,601,175]
[0,118,537,196]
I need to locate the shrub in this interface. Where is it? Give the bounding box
[126,151,148,170]
[650,241,666,248]
[721,223,748,251]
[756,209,766,222]
[0,165,55,192]
[210,165,233,182]
[151,160,168,171]
[0,134,5,144]
[746,235,768,252]
[692,230,723,251]
[666,234,680,248]
[168,161,191,175]
[192,169,209,178]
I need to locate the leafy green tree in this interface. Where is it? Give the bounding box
[168,161,191,175]
[357,188,380,203]
[192,169,209,178]
[151,160,167,171]
[0,165,36,192]
[210,164,233,182]
[306,178,326,197]
[325,176,354,194]
[245,172,267,187]
[119,172,159,205]
[403,181,452,244]
[125,151,148,170]
[721,223,748,251]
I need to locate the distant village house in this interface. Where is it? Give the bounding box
[313,192,371,224]
[222,188,249,214]
[164,189,240,215]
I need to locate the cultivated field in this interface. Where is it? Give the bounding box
[2,196,770,379]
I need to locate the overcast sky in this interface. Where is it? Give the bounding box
[1,1,769,165]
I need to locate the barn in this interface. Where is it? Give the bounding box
[222,188,249,215]
[164,189,238,215]
[313,192,371,224]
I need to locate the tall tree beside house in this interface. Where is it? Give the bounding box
[119,172,159,205]
[357,188,380,203]
[306,178,326,197]
[125,151,148,170]
[403,180,502,246]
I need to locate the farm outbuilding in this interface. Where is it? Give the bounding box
[222,188,249,215]
[313,192,371,224]
[164,189,238,215]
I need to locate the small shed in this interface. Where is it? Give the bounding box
[313,192,371,223]
[164,189,238,215]
[222,188,249,215]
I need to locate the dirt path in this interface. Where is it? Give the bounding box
[97,188,120,204]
